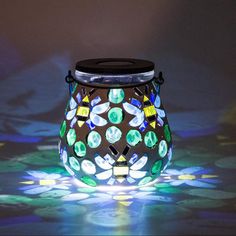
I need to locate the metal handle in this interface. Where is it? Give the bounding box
[65,70,75,96]
[154,72,164,85]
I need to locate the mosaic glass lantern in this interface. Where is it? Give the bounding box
[58,58,172,191]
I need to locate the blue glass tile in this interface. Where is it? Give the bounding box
[129,153,138,164]
[91,96,101,107]
[86,119,95,130]
[131,98,142,108]
[139,120,148,132]
[150,92,155,104]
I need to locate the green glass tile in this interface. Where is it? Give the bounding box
[151,160,162,175]
[108,107,123,124]
[60,120,66,138]
[87,131,101,148]
[108,89,125,104]
[126,129,142,146]
[66,129,76,146]
[74,141,86,157]
[164,125,171,142]
[69,156,80,171]
[81,176,97,187]
[158,140,168,158]
[144,131,158,148]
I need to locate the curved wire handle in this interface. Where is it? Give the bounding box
[65,70,75,96]
[152,71,164,93]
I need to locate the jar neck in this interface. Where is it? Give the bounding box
[74,70,155,88]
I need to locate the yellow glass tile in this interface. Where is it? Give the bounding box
[39,179,56,185]
[116,177,126,183]
[117,155,126,162]
[77,121,85,127]
[77,106,90,117]
[82,95,89,103]
[143,105,156,117]
[143,95,149,102]
[113,166,129,176]
[150,121,156,128]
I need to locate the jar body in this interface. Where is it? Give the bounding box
[59,73,172,190]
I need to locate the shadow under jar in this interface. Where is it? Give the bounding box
[59,58,172,191]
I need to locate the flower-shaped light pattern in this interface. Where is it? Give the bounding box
[163,166,220,188]
[19,171,71,194]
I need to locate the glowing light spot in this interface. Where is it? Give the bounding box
[158,140,168,158]
[113,195,133,201]
[108,107,123,124]
[66,109,76,120]
[81,176,97,187]
[105,126,122,144]
[130,155,148,170]
[95,155,112,170]
[129,111,144,127]
[151,160,162,175]
[39,179,56,186]
[129,170,146,179]
[113,166,129,176]
[69,97,77,110]
[126,129,142,146]
[66,129,76,146]
[108,89,125,104]
[164,125,171,142]
[90,112,108,126]
[69,156,80,171]
[81,160,96,175]
[74,141,86,157]
[178,174,196,180]
[87,131,101,148]
[138,176,152,186]
[92,102,110,114]
[60,120,66,138]
[96,170,113,180]
[144,131,158,148]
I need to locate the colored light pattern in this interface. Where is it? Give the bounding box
[18,165,220,196]
[59,83,172,189]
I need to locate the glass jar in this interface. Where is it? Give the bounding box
[59,58,172,191]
